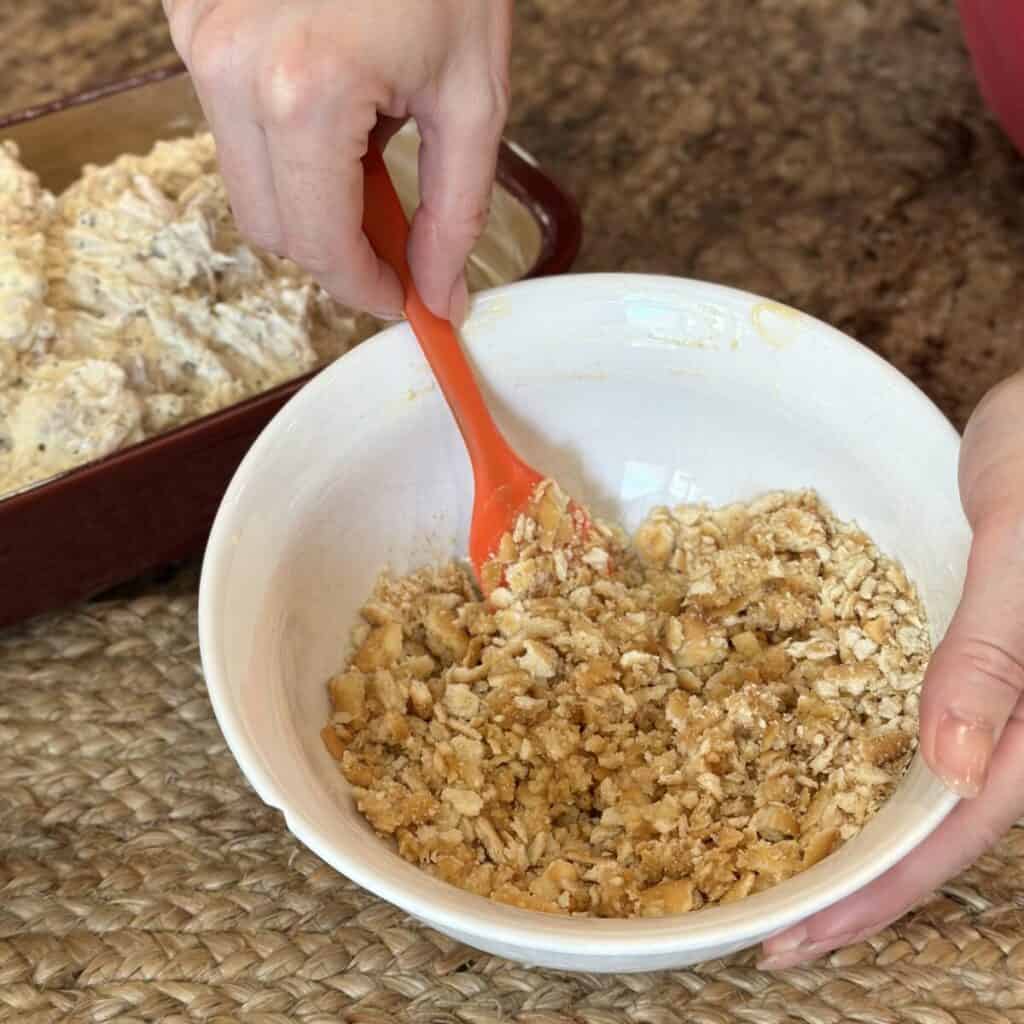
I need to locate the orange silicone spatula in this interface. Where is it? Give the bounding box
[360,140,557,583]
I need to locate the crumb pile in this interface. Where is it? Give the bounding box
[321,484,929,917]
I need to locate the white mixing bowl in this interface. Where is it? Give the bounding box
[199,273,969,972]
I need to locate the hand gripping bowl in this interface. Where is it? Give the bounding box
[198,273,969,972]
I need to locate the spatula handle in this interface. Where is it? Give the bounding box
[361,140,508,467]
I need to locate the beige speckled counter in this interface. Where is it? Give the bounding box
[2,4,1024,1022]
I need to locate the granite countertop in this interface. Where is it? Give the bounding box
[4,0,1021,431]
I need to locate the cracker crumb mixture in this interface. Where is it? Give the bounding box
[321,484,929,917]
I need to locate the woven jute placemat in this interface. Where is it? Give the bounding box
[1,568,1023,1023]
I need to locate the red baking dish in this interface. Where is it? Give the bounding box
[0,65,582,628]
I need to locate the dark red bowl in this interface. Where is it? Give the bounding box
[0,65,582,628]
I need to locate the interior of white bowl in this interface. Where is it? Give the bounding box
[199,273,969,972]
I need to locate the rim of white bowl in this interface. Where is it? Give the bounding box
[199,272,961,957]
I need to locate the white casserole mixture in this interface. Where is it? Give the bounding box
[0,134,382,497]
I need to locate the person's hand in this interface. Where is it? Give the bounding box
[760,369,1024,970]
[162,0,512,322]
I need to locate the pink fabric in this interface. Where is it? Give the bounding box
[957,0,1024,154]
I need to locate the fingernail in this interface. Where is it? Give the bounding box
[448,275,470,327]
[370,309,404,322]
[935,710,994,798]
[757,928,859,971]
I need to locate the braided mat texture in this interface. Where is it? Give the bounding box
[0,571,1022,1023]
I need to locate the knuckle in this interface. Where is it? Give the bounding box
[186,2,239,87]
[458,78,508,134]
[446,202,490,242]
[257,26,341,127]
[958,635,1024,700]
[420,193,490,248]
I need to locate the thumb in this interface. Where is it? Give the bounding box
[920,371,1024,796]
[407,81,509,324]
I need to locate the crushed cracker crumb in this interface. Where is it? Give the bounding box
[321,482,928,917]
